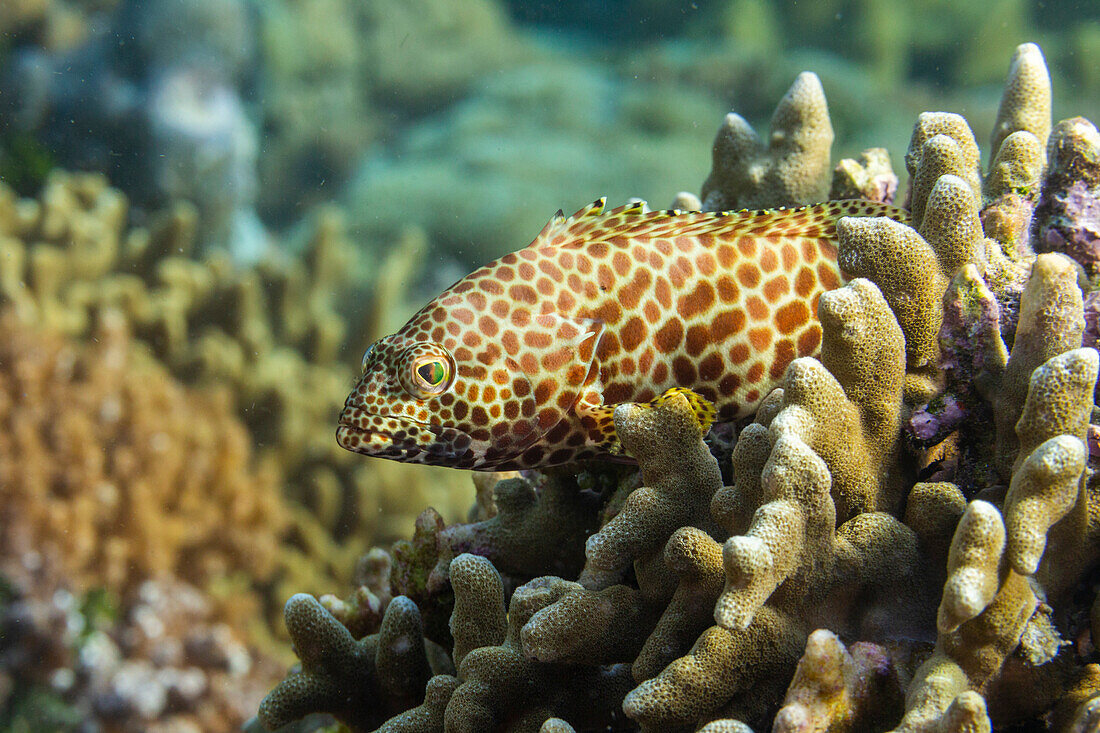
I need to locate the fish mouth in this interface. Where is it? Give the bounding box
[336,409,472,463]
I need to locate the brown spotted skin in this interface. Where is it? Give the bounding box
[338,198,908,470]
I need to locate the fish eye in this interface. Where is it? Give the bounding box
[412,357,451,394]
[416,359,447,387]
[360,343,375,372]
[398,344,455,399]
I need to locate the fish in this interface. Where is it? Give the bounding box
[338,198,908,470]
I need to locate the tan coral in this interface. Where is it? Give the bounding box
[0,309,286,608]
[715,421,772,536]
[0,173,473,604]
[989,43,1052,166]
[766,279,907,519]
[919,175,988,278]
[700,72,833,211]
[936,501,1007,635]
[772,629,903,733]
[258,593,436,730]
[904,115,982,225]
[993,253,1085,478]
[633,526,726,683]
[623,606,806,732]
[519,577,657,665]
[714,434,834,631]
[444,560,635,733]
[836,211,948,397]
[985,131,1046,202]
[1012,349,1099,597]
[1004,435,1087,577]
[829,147,898,204]
[578,391,724,596]
[448,553,507,667]
[892,343,1098,732]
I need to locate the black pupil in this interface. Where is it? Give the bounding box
[417,362,437,383]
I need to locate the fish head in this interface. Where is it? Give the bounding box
[337,332,547,468]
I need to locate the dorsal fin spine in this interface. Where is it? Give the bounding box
[527,198,909,250]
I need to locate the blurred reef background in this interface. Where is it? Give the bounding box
[1,0,1100,731]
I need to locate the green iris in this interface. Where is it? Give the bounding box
[417,359,447,386]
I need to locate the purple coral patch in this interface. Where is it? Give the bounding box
[1038,181,1100,274]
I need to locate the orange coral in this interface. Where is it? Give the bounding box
[0,171,473,602]
[0,308,286,599]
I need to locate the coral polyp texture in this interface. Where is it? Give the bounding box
[259,42,1100,732]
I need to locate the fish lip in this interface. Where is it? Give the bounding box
[335,409,471,460]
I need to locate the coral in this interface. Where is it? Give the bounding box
[258,593,435,730]
[579,392,724,594]
[992,255,1086,478]
[435,471,604,584]
[448,553,507,667]
[0,555,282,732]
[721,278,906,530]
[888,330,1098,730]
[445,564,636,733]
[261,40,1100,733]
[700,71,834,212]
[631,526,725,683]
[829,147,898,204]
[520,578,658,667]
[838,111,1009,402]
[0,172,473,602]
[989,44,1052,168]
[1034,117,1100,276]
[624,606,806,730]
[772,630,903,733]
[0,308,286,601]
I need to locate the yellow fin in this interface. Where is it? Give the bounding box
[576,197,607,219]
[653,387,717,435]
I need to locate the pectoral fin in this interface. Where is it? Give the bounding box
[503,312,605,436]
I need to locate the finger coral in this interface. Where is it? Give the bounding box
[700,72,834,212]
[0,311,287,731]
[0,308,286,600]
[258,593,437,730]
[0,171,473,605]
[260,41,1100,733]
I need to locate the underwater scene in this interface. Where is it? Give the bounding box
[2,0,1100,731]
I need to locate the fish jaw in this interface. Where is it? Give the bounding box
[336,404,475,466]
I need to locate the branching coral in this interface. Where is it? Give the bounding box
[700,71,834,212]
[0,308,286,601]
[258,593,436,730]
[445,572,636,732]
[772,629,903,733]
[579,392,725,596]
[259,41,1100,733]
[0,171,474,608]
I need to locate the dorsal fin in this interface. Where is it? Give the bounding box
[525,198,910,251]
[527,196,647,249]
